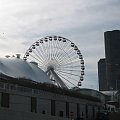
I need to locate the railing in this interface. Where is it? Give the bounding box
[0,81,43,95]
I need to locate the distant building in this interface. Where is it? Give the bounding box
[104,30,120,90]
[77,88,108,103]
[98,58,107,91]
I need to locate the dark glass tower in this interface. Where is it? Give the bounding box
[98,58,107,91]
[104,30,120,90]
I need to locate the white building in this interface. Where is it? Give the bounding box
[0,57,103,120]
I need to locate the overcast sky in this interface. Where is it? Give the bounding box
[0,0,120,90]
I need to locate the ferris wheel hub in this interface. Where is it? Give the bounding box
[47,66,54,71]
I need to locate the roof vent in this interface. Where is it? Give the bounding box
[16,54,21,59]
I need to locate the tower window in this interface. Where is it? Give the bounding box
[42,110,46,114]
[66,102,69,118]
[1,92,9,108]
[51,100,56,116]
[59,111,64,117]
[31,97,37,113]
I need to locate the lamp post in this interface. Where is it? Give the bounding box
[110,87,114,101]
[116,80,118,90]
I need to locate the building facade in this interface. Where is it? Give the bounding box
[98,58,107,91]
[104,30,120,90]
[0,80,103,120]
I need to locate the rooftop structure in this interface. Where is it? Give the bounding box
[0,57,51,84]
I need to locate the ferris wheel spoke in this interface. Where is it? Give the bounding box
[53,41,59,61]
[58,55,79,66]
[52,40,55,60]
[29,52,43,63]
[55,71,79,82]
[27,56,44,67]
[57,53,74,65]
[58,48,78,62]
[44,38,49,60]
[51,39,55,60]
[59,59,81,67]
[55,41,66,61]
[49,39,52,60]
[31,49,46,63]
[56,41,68,60]
[57,65,81,68]
[36,44,45,60]
[45,39,50,60]
[50,41,53,60]
[40,44,52,64]
[56,68,81,73]
[33,48,44,61]
[41,42,48,58]
[57,46,74,61]
[57,50,77,64]
[39,42,48,59]
[55,40,63,59]
[48,40,51,60]
[50,39,57,61]
[55,69,80,77]
[28,53,45,65]
[37,44,46,60]
[59,56,80,64]
[54,41,63,60]
[53,40,59,60]
[34,47,45,62]
[59,49,72,60]
[56,46,72,62]
[59,59,79,68]
[53,39,73,63]
[60,61,80,68]
[56,72,77,87]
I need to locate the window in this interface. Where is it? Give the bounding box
[1,92,9,108]
[111,108,114,112]
[85,105,88,118]
[98,106,100,112]
[59,111,64,117]
[77,103,80,118]
[31,97,37,113]
[66,102,69,118]
[42,110,46,114]
[92,106,95,119]
[51,100,55,116]
[82,112,84,116]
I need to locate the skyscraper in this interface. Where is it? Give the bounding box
[104,30,120,90]
[98,58,107,91]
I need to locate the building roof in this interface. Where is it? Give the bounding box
[0,57,51,83]
[101,91,117,96]
[78,88,106,96]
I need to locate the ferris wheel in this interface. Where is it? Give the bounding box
[23,36,85,89]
